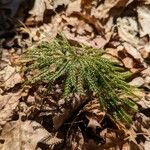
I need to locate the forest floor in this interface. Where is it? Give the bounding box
[0,0,150,150]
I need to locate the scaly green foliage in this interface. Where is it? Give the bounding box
[22,35,138,123]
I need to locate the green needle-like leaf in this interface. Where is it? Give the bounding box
[21,35,138,123]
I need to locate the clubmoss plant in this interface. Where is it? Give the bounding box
[22,35,138,123]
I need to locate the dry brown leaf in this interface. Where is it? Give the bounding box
[2,65,15,81]
[69,127,84,150]
[133,90,150,109]
[66,0,81,15]
[117,17,139,46]
[137,6,150,37]
[132,113,150,150]
[142,67,150,77]
[0,91,21,126]
[0,120,51,150]
[123,42,143,63]
[122,141,144,150]
[27,0,53,24]
[53,95,86,130]
[144,140,150,150]
[63,28,111,48]
[38,133,63,148]
[91,34,112,48]
[144,76,150,89]
[91,0,121,19]
[4,73,22,89]
[143,0,150,5]
[129,77,145,87]
[0,65,22,89]
[81,0,93,14]
[116,0,134,7]
[134,113,150,131]
[100,128,125,149]
[1,1,150,149]
[122,57,134,69]
[53,109,70,130]
[70,12,105,36]
[52,0,69,9]
[86,115,102,134]
[140,47,150,59]
[106,48,119,57]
